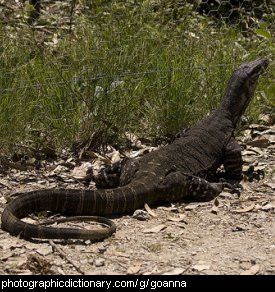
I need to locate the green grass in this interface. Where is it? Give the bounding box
[0,2,273,155]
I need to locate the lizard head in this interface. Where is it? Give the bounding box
[221,58,269,125]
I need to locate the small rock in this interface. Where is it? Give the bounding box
[133,209,150,221]
[94,258,105,267]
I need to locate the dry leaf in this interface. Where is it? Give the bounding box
[144,203,157,217]
[82,150,100,159]
[167,214,186,222]
[219,192,235,199]
[57,267,66,275]
[211,198,220,214]
[184,204,199,211]
[249,124,269,130]
[50,165,69,175]
[36,245,53,256]
[110,251,130,258]
[158,206,179,212]
[247,138,269,148]
[246,146,264,155]
[193,264,210,271]
[0,251,14,261]
[5,161,28,171]
[0,179,15,190]
[26,254,52,274]
[258,114,272,124]
[214,198,219,206]
[170,222,186,229]
[263,183,275,190]
[232,204,255,213]
[71,163,93,180]
[143,224,167,234]
[111,151,121,164]
[22,217,39,224]
[143,265,159,275]
[240,264,260,275]
[162,268,185,275]
[242,165,251,172]
[211,205,219,214]
[0,196,7,204]
[260,202,275,211]
[125,132,139,144]
[129,150,144,158]
[127,264,142,275]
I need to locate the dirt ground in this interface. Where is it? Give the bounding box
[0,123,274,275]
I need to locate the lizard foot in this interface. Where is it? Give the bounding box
[218,178,242,195]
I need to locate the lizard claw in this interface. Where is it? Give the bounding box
[221,182,242,196]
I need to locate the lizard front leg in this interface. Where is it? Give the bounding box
[94,157,140,188]
[160,171,225,201]
[94,159,126,188]
[223,137,243,179]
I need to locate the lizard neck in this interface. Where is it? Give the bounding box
[219,74,256,127]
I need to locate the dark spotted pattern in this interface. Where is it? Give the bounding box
[223,137,243,179]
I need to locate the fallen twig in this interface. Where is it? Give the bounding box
[49,240,85,275]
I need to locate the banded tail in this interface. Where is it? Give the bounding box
[1,184,153,240]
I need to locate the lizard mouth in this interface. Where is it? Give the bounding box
[250,58,269,77]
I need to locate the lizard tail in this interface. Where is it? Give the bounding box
[1,187,138,240]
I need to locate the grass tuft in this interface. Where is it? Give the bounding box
[0,2,273,154]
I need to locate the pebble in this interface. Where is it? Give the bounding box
[132,209,150,221]
[94,258,105,267]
